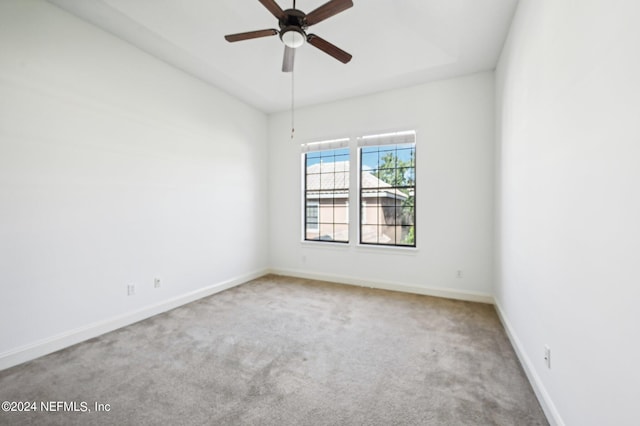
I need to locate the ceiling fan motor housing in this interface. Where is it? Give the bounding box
[279,9,307,47]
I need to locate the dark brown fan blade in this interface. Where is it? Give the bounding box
[307,34,352,64]
[282,46,295,72]
[305,0,353,26]
[258,0,285,20]
[224,29,278,42]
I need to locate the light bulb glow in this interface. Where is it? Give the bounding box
[282,30,305,48]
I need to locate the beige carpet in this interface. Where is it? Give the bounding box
[0,275,547,425]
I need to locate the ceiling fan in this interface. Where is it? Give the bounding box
[224,0,353,72]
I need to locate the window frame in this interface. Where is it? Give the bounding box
[357,137,416,248]
[302,140,350,244]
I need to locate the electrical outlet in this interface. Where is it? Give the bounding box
[457,270,463,278]
[544,345,551,369]
[154,278,161,288]
[127,284,136,296]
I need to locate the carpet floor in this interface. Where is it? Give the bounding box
[0,275,547,425]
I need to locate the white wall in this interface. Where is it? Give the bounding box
[495,0,640,424]
[268,72,495,302]
[0,0,268,368]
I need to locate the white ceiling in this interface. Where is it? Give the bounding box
[48,0,518,113]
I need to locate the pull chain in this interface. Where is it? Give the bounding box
[290,66,295,139]
[290,0,296,139]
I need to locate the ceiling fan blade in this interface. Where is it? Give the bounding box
[282,46,295,72]
[307,34,352,64]
[224,29,278,42]
[258,0,285,20]
[305,0,353,26]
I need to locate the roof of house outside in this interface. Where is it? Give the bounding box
[306,161,408,200]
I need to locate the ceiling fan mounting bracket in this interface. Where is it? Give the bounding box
[279,9,307,31]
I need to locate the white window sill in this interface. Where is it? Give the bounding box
[300,240,418,255]
[300,240,350,249]
[356,244,418,256]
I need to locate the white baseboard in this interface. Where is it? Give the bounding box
[493,300,564,426]
[268,268,494,304]
[0,269,268,371]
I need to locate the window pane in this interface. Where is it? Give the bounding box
[334,202,349,224]
[320,161,335,173]
[397,226,415,246]
[401,196,414,207]
[361,151,378,170]
[333,224,349,242]
[386,207,400,225]
[378,226,393,244]
[319,174,335,190]
[306,228,320,240]
[334,159,348,172]
[361,206,379,225]
[318,224,335,241]
[361,225,378,244]
[361,171,380,189]
[379,146,394,155]
[319,203,335,223]
[396,147,414,164]
[333,171,348,190]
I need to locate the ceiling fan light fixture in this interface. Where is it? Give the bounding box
[281,28,305,48]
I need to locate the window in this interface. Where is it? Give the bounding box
[303,140,350,243]
[359,132,416,247]
[301,131,416,248]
